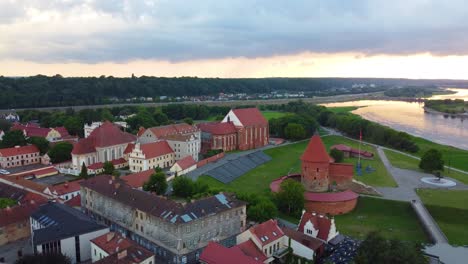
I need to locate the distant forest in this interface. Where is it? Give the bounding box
[2,75,468,109]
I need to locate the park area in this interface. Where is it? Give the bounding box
[335,197,428,243]
[384,149,468,184]
[198,135,396,195]
[416,189,468,246]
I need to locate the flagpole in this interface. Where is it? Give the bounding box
[358,129,362,168]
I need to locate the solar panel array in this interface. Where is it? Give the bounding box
[205,151,271,183]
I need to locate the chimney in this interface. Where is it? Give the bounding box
[106,232,115,242]
[117,249,127,260]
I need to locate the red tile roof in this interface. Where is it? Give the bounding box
[300,135,333,163]
[146,123,199,138]
[50,180,83,195]
[0,175,49,194]
[235,240,267,262]
[123,143,135,154]
[33,167,58,177]
[121,169,154,188]
[250,219,284,246]
[329,163,354,178]
[197,122,237,135]
[331,144,352,152]
[304,190,358,202]
[0,200,45,227]
[93,245,154,264]
[297,211,332,241]
[11,124,71,138]
[282,227,324,251]
[72,121,136,155]
[0,145,39,157]
[331,144,374,158]
[65,194,81,208]
[139,141,174,159]
[175,156,196,170]
[231,108,268,126]
[200,242,262,264]
[91,232,134,255]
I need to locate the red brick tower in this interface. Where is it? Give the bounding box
[300,134,332,192]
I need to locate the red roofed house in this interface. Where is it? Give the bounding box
[11,123,76,142]
[197,122,238,153]
[0,145,40,168]
[170,155,197,176]
[200,241,262,264]
[121,169,154,189]
[43,180,82,201]
[71,121,136,169]
[128,141,175,172]
[91,232,154,263]
[331,144,374,159]
[236,219,287,263]
[297,210,338,242]
[138,123,201,162]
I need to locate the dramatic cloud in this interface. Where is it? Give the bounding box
[1,0,468,63]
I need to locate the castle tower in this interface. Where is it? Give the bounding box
[300,134,332,192]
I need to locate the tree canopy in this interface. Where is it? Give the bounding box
[143,170,168,195]
[15,252,71,264]
[275,179,305,218]
[47,142,73,163]
[27,136,50,155]
[330,148,344,163]
[354,232,426,264]
[103,161,116,175]
[419,149,444,173]
[0,130,27,148]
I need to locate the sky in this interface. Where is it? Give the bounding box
[2,0,468,79]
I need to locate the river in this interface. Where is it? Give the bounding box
[322,88,468,150]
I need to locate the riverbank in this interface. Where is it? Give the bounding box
[423,106,468,118]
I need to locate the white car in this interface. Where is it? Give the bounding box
[0,169,10,175]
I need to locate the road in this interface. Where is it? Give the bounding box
[0,92,382,113]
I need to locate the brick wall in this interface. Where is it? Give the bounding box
[196,152,225,168]
[304,198,358,216]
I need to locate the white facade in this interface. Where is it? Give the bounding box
[288,238,315,260]
[236,229,286,263]
[166,135,200,161]
[170,162,197,176]
[91,241,109,263]
[72,142,129,168]
[128,143,175,172]
[221,110,243,126]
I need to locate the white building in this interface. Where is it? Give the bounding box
[128,141,175,172]
[164,134,200,161]
[170,155,197,176]
[72,121,136,169]
[30,203,109,264]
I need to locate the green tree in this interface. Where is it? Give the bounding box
[354,232,426,264]
[79,163,89,179]
[64,116,83,136]
[247,198,278,222]
[100,109,114,122]
[47,142,73,163]
[0,119,11,132]
[103,161,115,175]
[284,123,306,140]
[0,198,17,209]
[183,117,194,125]
[1,130,27,148]
[172,176,194,198]
[27,136,50,155]
[15,252,71,264]
[143,171,168,195]
[419,149,444,173]
[330,148,344,163]
[275,179,304,217]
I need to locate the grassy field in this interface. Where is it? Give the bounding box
[412,136,468,172]
[335,197,429,243]
[416,189,468,245]
[327,106,359,113]
[384,149,468,184]
[261,111,290,120]
[198,135,396,197]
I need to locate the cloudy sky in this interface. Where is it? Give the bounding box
[2,0,468,78]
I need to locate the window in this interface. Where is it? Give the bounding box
[141,226,144,232]
[75,236,81,262]
[94,249,96,256]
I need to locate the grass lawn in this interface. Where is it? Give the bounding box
[322,136,396,187]
[327,106,359,113]
[384,149,468,184]
[198,135,396,197]
[335,197,429,243]
[412,136,468,173]
[261,111,290,120]
[416,189,468,245]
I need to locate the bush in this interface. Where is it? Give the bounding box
[330,148,344,163]
[419,149,444,173]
